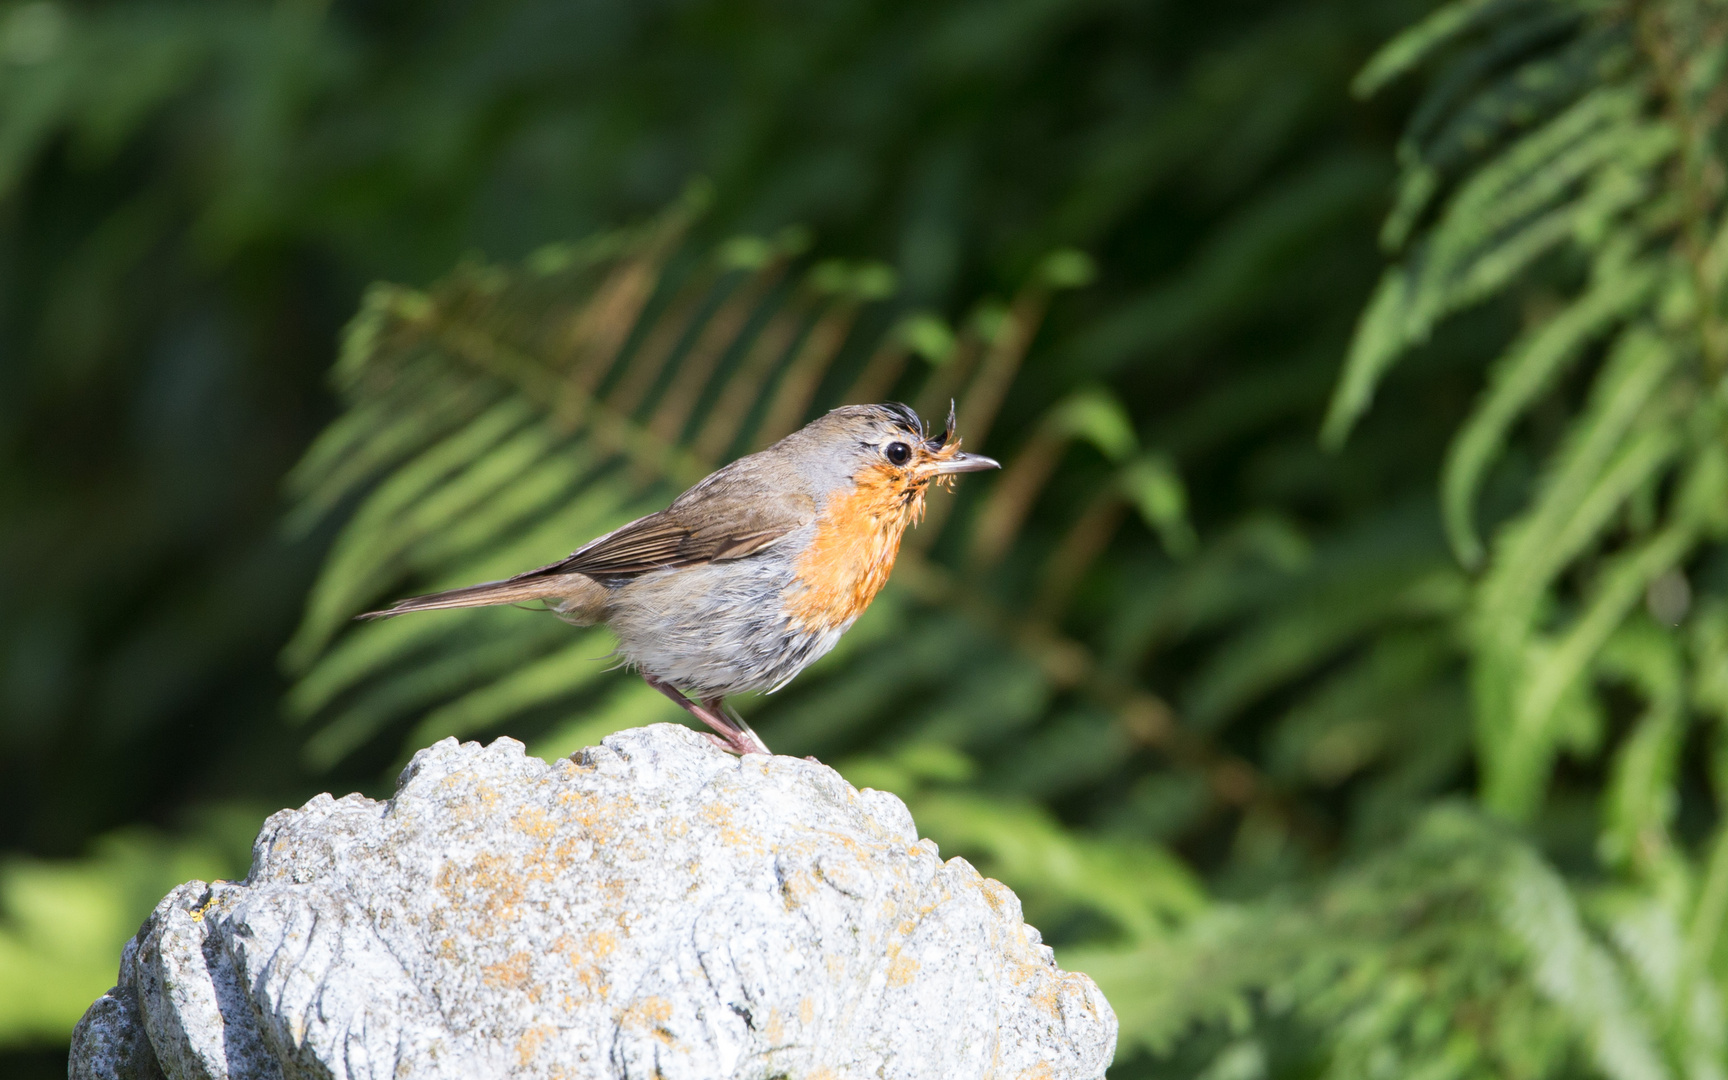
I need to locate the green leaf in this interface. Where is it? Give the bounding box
[1322,266,1413,448]
[1119,453,1198,558]
[1353,0,1509,98]
[1053,386,1139,461]
[1442,256,1659,566]
[1498,840,1668,1080]
[1484,518,1695,820]
[1475,327,1679,641]
[1594,622,1685,875]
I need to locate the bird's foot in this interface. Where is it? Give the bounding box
[706,698,771,755]
[642,675,769,756]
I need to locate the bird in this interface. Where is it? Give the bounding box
[361,402,999,756]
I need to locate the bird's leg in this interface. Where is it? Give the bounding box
[642,675,764,756]
[708,697,772,755]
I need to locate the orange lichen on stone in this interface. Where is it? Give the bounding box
[463,781,501,819]
[700,800,761,851]
[1004,945,1039,988]
[515,1023,554,1067]
[439,852,527,922]
[779,866,818,910]
[885,949,920,988]
[619,996,675,1045]
[978,876,1015,914]
[555,788,631,846]
[1029,977,1065,1019]
[483,951,535,995]
[549,927,618,999]
[522,841,562,885]
[587,930,617,959]
[799,997,815,1025]
[513,806,555,840]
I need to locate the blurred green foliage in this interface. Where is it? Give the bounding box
[5,0,1728,1078]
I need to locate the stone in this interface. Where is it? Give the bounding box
[70,723,1117,1079]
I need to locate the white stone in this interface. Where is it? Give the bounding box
[70,723,1117,1079]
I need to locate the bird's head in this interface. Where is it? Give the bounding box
[797,402,999,512]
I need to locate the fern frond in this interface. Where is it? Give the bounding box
[1351,0,1728,866]
[1353,0,1536,99]
[1441,253,1659,565]
[1084,806,1675,1077]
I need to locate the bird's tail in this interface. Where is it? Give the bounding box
[358,573,607,625]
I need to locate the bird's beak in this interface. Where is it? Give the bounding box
[931,452,1000,474]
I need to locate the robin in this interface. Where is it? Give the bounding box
[363,403,998,755]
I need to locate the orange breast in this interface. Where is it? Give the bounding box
[785,465,926,632]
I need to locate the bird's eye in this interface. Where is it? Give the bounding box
[884,441,912,466]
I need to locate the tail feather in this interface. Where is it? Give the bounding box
[359,573,606,624]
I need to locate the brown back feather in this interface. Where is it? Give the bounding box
[521,483,815,581]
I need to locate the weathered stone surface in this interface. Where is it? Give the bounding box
[70,723,1117,1079]
[69,941,164,1080]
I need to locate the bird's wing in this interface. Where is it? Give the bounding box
[521,483,816,581]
